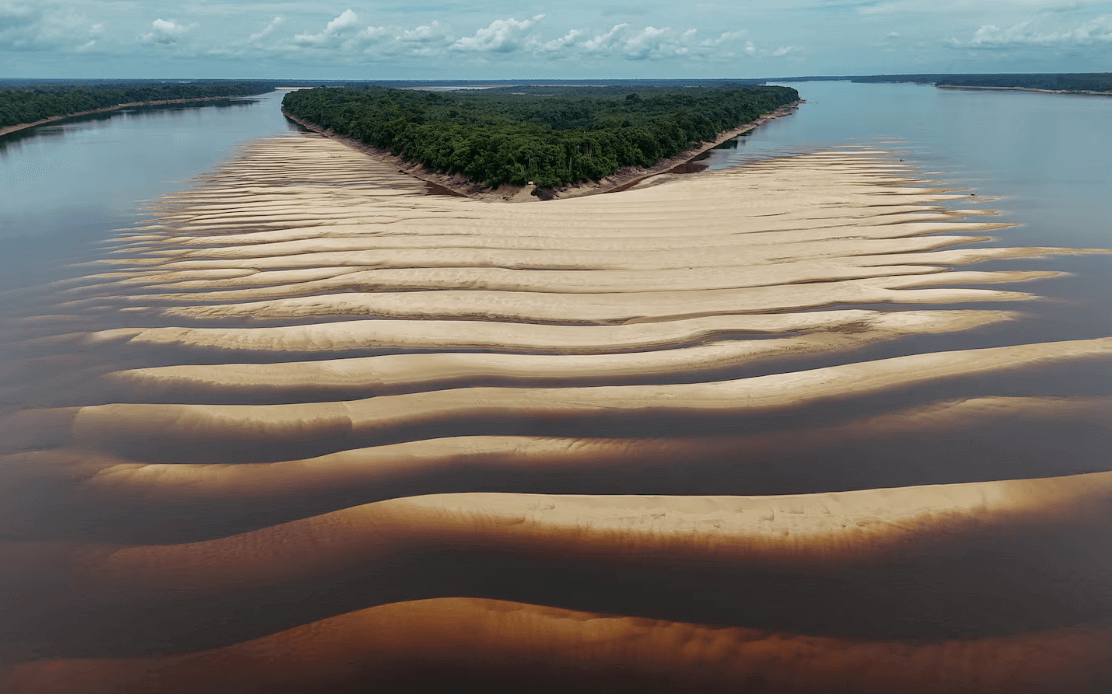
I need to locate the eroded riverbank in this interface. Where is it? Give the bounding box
[282,100,802,201]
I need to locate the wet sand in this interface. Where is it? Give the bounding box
[1,131,1110,692]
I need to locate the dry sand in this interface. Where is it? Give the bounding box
[3,131,1111,692]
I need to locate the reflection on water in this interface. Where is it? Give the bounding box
[0,92,297,291]
[2,83,1112,692]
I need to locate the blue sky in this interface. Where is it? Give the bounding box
[3,0,1112,79]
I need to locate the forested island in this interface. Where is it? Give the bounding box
[282,84,798,191]
[852,73,1112,93]
[0,80,275,130]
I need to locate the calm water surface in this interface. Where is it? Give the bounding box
[0,91,299,292]
[707,81,1112,349]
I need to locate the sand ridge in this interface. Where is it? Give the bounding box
[3,131,1111,692]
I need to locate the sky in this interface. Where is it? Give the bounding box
[2,0,1112,79]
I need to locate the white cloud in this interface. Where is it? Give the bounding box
[533,23,761,61]
[700,30,746,47]
[582,23,630,52]
[536,28,587,53]
[292,9,361,48]
[0,5,788,69]
[621,26,673,59]
[450,15,544,54]
[248,16,283,44]
[140,18,193,46]
[950,14,1112,47]
[398,21,448,43]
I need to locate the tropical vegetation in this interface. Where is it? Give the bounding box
[0,81,275,129]
[282,84,799,190]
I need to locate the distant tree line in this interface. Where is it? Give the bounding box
[282,84,798,190]
[0,81,275,129]
[852,73,1112,92]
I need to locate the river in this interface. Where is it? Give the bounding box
[1,81,1111,692]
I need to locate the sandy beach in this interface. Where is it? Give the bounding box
[2,129,1110,692]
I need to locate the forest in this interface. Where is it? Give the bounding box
[853,73,1112,92]
[282,84,798,190]
[0,81,275,129]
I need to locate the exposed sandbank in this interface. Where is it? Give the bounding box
[4,132,1111,692]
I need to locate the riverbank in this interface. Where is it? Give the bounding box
[0,95,263,138]
[282,100,802,202]
[937,84,1112,96]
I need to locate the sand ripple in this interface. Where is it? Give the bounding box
[2,132,1110,692]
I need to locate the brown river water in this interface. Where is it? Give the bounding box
[0,83,1110,693]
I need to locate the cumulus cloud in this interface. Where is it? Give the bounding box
[533,23,764,61]
[450,15,544,54]
[399,21,450,44]
[536,28,587,53]
[0,4,780,67]
[248,16,284,45]
[582,23,630,52]
[141,18,193,45]
[292,9,361,48]
[949,14,1112,47]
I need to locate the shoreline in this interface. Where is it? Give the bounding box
[0,95,261,138]
[936,84,1112,97]
[282,100,802,202]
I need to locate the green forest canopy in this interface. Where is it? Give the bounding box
[282,84,799,190]
[0,81,275,129]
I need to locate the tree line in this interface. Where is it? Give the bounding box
[0,81,276,129]
[282,84,799,190]
[852,73,1112,92]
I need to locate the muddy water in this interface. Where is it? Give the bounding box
[1,83,1112,693]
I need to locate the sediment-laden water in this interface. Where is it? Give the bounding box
[1,83,1111,693]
